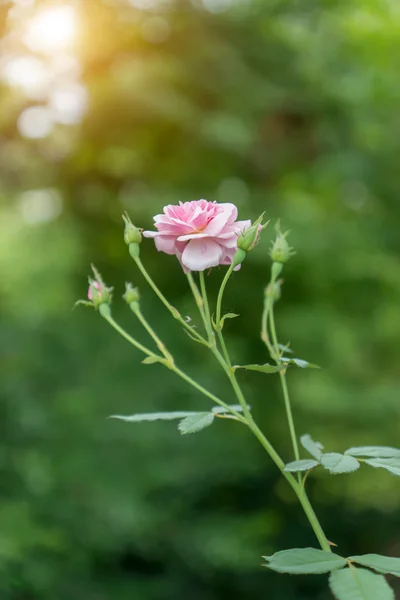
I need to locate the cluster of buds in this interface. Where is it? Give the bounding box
[233,212,269,268]
[122,212,142,258]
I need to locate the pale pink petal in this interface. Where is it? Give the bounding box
[153,235,178,255]
[203,203,237,236]
[220,236,239,249]
[176,232,209,242]
[232,219,252,232]
[181,238,223,271]
[220,248,242,271]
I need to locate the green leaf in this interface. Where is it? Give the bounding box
[220,313,239,329]
[284,459,319,473]
[329,567,395,600]
[364,458,400,476]
[178,412,215,434]
[262,548,346,574]
[110,411,198,422]
[212,405,246,414]
[349,555,400,577]
[73,299,94,309]
[301,434,324,460]
[321,453,360,474]
[142,356,161,365]
[345,446,400,459]
[281,357,321,369]
[278,343,293,354]
[233,363,283,374]
[183,327,208,345]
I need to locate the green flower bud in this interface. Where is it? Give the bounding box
[122,213,142,245]
[123,283,140,305]
[237,212,268,253]
[270,223,295,264]
[88,265,113,310]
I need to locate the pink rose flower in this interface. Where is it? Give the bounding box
[143,200,251,272]
[88,281,102,301]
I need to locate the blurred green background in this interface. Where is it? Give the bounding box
[1,0,400,598]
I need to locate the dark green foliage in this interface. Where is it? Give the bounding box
[1,1,400,599]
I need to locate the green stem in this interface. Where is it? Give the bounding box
[260,278,331,549]
[268,295,301,463]
[198,272,330,551]
[171,365,246,422]
[132,256,208,345]
[246,419,331,552]
[215,264,235,365]
[261,300,276,360]
[131,304,175,364]
[199,271,215,344]
[105,312,330,551]
[186,272,211,340]
[104,315,161,360]
[104,314,245,422]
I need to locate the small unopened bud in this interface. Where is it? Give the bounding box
[270,222,295,264]
[123,213,142,259]
[237,212,268,253]
[232,248,247,268]
[88,280,112,308]
[88,265,113,311]
[123,283,140,310]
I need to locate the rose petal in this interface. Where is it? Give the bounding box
[203,203,237,236]
[181,238,223,271]
[154,235,178,255]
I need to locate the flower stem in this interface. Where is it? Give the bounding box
[171,366,246,422]
[104,313,245,421]
[268,296,301,464]
[186,272,211,341]
[131,304,175,364]
[262,270,301,465]
[199,271,215,344]
[132,256,208,345]
[105,307,331,551]
[104,314,160,360]
[215,264,235,365]
[245,418,331,552]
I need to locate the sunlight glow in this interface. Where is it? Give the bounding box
[24,5,77,54]
[2,55,50,99]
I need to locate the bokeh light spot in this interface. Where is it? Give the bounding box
[17,106,54,139]
[24,5,77,54]
[18,188,63,225]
